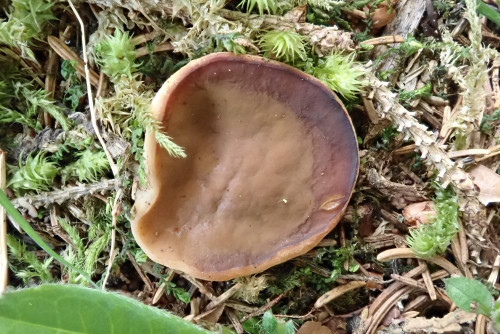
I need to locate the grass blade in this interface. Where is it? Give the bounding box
[0,189,98,288]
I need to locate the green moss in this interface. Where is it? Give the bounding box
[8,152,58,194]
[7,235,55,284]
[398,83,432,106]
[95,30,139,80]
[0,0,55,60]
[259,30,308,63]
[407,185,460,257]
[308,52,367,100]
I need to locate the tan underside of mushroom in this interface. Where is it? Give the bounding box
[132,53,358,281]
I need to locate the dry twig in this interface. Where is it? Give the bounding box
[11,178,119,209]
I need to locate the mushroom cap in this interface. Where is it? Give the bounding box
[132,52,359,281]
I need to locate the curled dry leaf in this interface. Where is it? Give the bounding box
[402,201,437,226]
[469,164,500,205]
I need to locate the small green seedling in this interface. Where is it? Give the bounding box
[445,277,500,330]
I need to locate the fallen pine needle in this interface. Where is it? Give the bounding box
[377,248,462,276]
[314,281,366,308]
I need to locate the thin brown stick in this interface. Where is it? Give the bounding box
[96,72,107,98]
[0,151,7,294]
[458,219,469,270]
[225,308,244,334]
[226,302,258,314]
[368,264,427,315]
[361,95,380,124]
[366,286,414,334]
[240,294,284,323]
[390,274,427,290]
[403,294,429,312]
[205,283,242,311]
[362,35,405,46]
[126,250,153,292]
[47,36,100,87]
[44,50,59,127]
[131,31,161,45]
[136,42,174,58]
[392,144,417,155]
[152,269,175,305]
[274,310,314,319]
[418,259,437,300]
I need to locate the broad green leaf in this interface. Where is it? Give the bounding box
[0,284,214,334]
[445,277,493,316]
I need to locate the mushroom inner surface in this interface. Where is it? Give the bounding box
[139,82,316,271]
[134,57,359,279]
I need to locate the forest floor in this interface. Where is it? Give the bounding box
[1,0,500,333]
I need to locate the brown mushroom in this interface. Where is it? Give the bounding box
[132,52,359,281]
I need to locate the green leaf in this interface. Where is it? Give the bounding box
[0,190,97,288]
[165,281,191,304]
[242,318,260,334]
[474,0,500,27]
[0,284,213,334]
[445,277,493,316]
[262,311,278,334]
[61,59,78,81]
[492,300,500,331]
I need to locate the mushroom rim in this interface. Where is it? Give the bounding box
[131,51,360,281]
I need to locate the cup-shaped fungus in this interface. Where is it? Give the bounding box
[132,52,359,281]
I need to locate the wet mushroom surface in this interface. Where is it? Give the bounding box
[132,52,359,281]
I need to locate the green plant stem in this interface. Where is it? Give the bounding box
[474,0,500,26]
[0,189,98,288]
